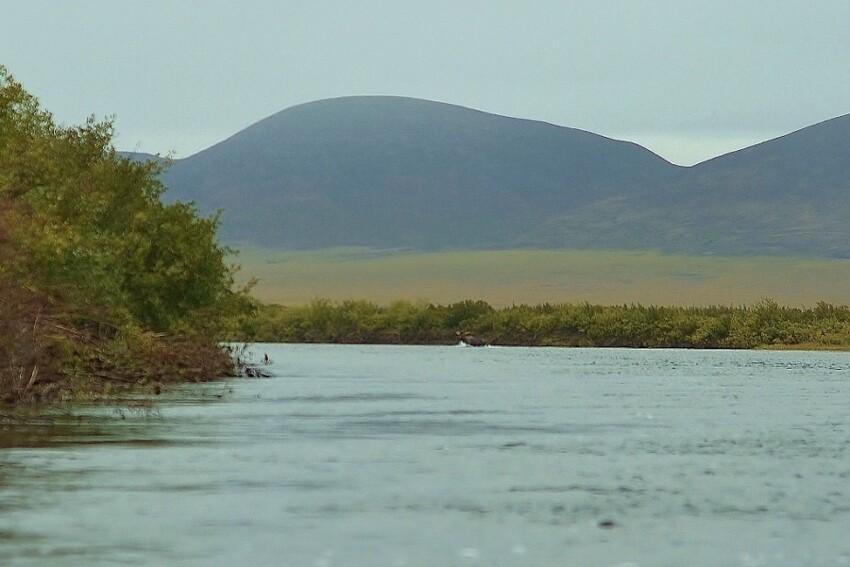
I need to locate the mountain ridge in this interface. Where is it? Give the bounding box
[153,97,850,256]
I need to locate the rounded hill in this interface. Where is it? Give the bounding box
[162,96,676,249]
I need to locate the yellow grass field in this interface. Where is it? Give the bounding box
[233,247,850,307]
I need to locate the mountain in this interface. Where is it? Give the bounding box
[689,113,850,202]
[159,98,850,257]
[670,114,850,256]
[161,96,677,249]
[527,114,850,257]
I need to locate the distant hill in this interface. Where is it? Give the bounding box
[158,98,850,257]
[527,114,850,257]
[161,96,676,249]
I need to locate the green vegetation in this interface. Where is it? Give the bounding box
[0,67,252,404]
[232,298,850,350]
[233,248,850,349]
[237,247,850,309]
[4,66,844,408]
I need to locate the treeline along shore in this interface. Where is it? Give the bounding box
[232,299,850,350]
[4,66,848,409]
[1,67,252,404]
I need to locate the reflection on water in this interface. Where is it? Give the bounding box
[0,413,157,450]
[1,345,850,566]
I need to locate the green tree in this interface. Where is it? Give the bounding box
[1,66,248,401]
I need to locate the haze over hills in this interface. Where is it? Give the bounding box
[157,97,850,257]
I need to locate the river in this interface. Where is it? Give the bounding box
[1,344,849,566]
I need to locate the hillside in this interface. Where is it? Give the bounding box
[159,98,850,256]
[528,114,850,257]
[161,96,677,249]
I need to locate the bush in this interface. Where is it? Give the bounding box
[232,298,850,350]
[1,66,250,402]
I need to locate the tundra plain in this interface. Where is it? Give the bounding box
[235,248,850,308]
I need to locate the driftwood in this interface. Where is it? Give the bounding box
[242,365,272,378]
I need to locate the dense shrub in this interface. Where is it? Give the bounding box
[1,66,249,402]
[233,299,850,350]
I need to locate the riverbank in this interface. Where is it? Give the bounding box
[0,290,236,404]
[231,298,850,350]
[1,68,250,405]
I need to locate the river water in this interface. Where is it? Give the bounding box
[1,344,849,566]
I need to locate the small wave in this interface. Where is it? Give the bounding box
[271,393,427,403]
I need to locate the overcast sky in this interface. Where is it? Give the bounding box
[2,1,849,165]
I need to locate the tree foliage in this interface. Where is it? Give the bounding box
[0,66,248,402]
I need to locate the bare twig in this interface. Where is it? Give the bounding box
[21,364,38,393]
[32,306,43,333]
[45,322,87,337]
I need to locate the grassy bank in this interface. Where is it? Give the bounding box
[236,247,850,308]
[231,298,850,350]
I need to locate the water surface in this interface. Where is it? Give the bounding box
[1,345,849,566]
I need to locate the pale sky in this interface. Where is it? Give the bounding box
[2,1,849,165]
